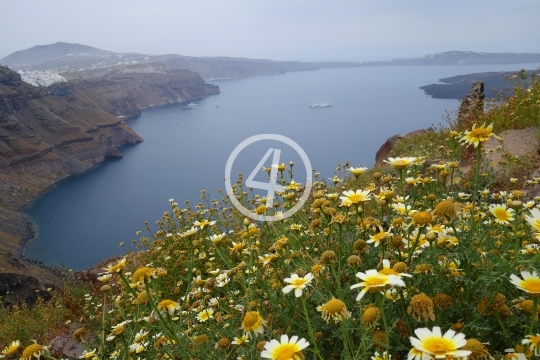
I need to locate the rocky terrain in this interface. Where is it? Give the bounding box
[0,65,219,303]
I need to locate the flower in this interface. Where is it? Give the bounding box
[348,166,368,176]
[193,219,216,228]
[350,269,405,301]
[460,123,500,147]
[157,299,181,316]
[110,320,131,338]
[196,308,215,322]
[260,335,309,360]
[208,233,226,244]
[317,298,351,324]
[79,349,97,359]
[372,351,391,360]
[411,211,432,227]
[20,343,47,360]
[361,305,380,326]
[522,334,540,356]
[1,340,20,356]
[241,311,266,337]
[462,339,493,360]
[367,228,391,247]
[525,208,540,239]
[510,271,540,297]
[409,326,471,359]
[379,259,412,278]
[132,267,157,283]
[340,189,372,206]
[282,273,314,297]
[504,346,528,360]
[408,293,436,322]
[407,347,425,360]
[129,342,148,354]
[104,257,127,273]
[287,180,302,191]
[384,157,417,171]
[232,335,249,345]
[273,163,286,171]
[489,204,514,224]
[180,226,199,237]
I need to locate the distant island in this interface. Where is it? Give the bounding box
[420,69,540,99]
[1,43,539,80]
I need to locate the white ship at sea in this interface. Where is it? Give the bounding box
[309,101,331,108]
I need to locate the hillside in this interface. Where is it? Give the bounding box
[4,44,538,82]
[0,42,146,72]
[0,65,219,300]
[0,42,356,80]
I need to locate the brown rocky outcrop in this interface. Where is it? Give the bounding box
[457,81,484,129]
[375,129,434,165]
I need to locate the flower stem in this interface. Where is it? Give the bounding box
[407,228,423,266]
[529,297,538,335]
[493,308,509,338]
[301,296,324,360]
[118,272,137,298]
[378,293,391,351]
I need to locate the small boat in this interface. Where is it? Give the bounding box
[187,102,200,107]
[309,101,331,108]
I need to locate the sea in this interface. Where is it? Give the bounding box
[23,63,540,270]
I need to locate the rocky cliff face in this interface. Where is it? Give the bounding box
[0,65,219,289]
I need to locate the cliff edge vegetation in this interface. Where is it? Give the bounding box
[1,71,539,359]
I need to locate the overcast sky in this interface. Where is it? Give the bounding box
[1,0,540,62]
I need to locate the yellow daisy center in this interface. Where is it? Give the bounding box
[321,298,346,315]
[3,341,20,356]
[522,278,540,293]
[468,127,491,140]
[380,268,398,275]
[21,344,43,360]
[271,344,300,360]
[291,278,308,287]
[366,276,386,286]
[493,208,511,221]
[530,335,540,344]
[132,267,155,282]
[412,211,432,226]
[242,312,262,330]
[422,337,455,355]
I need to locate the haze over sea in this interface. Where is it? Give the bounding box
[24,64,540,270]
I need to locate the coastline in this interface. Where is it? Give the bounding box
[6,91,223,272]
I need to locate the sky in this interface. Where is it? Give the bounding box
[1,0,540,62]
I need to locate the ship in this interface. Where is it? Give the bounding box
[309,101,331,108]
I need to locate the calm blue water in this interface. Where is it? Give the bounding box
[24,64,540,270]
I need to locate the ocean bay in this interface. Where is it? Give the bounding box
[24,64,540,270]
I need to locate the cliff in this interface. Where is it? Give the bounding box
[0,65,219,301]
